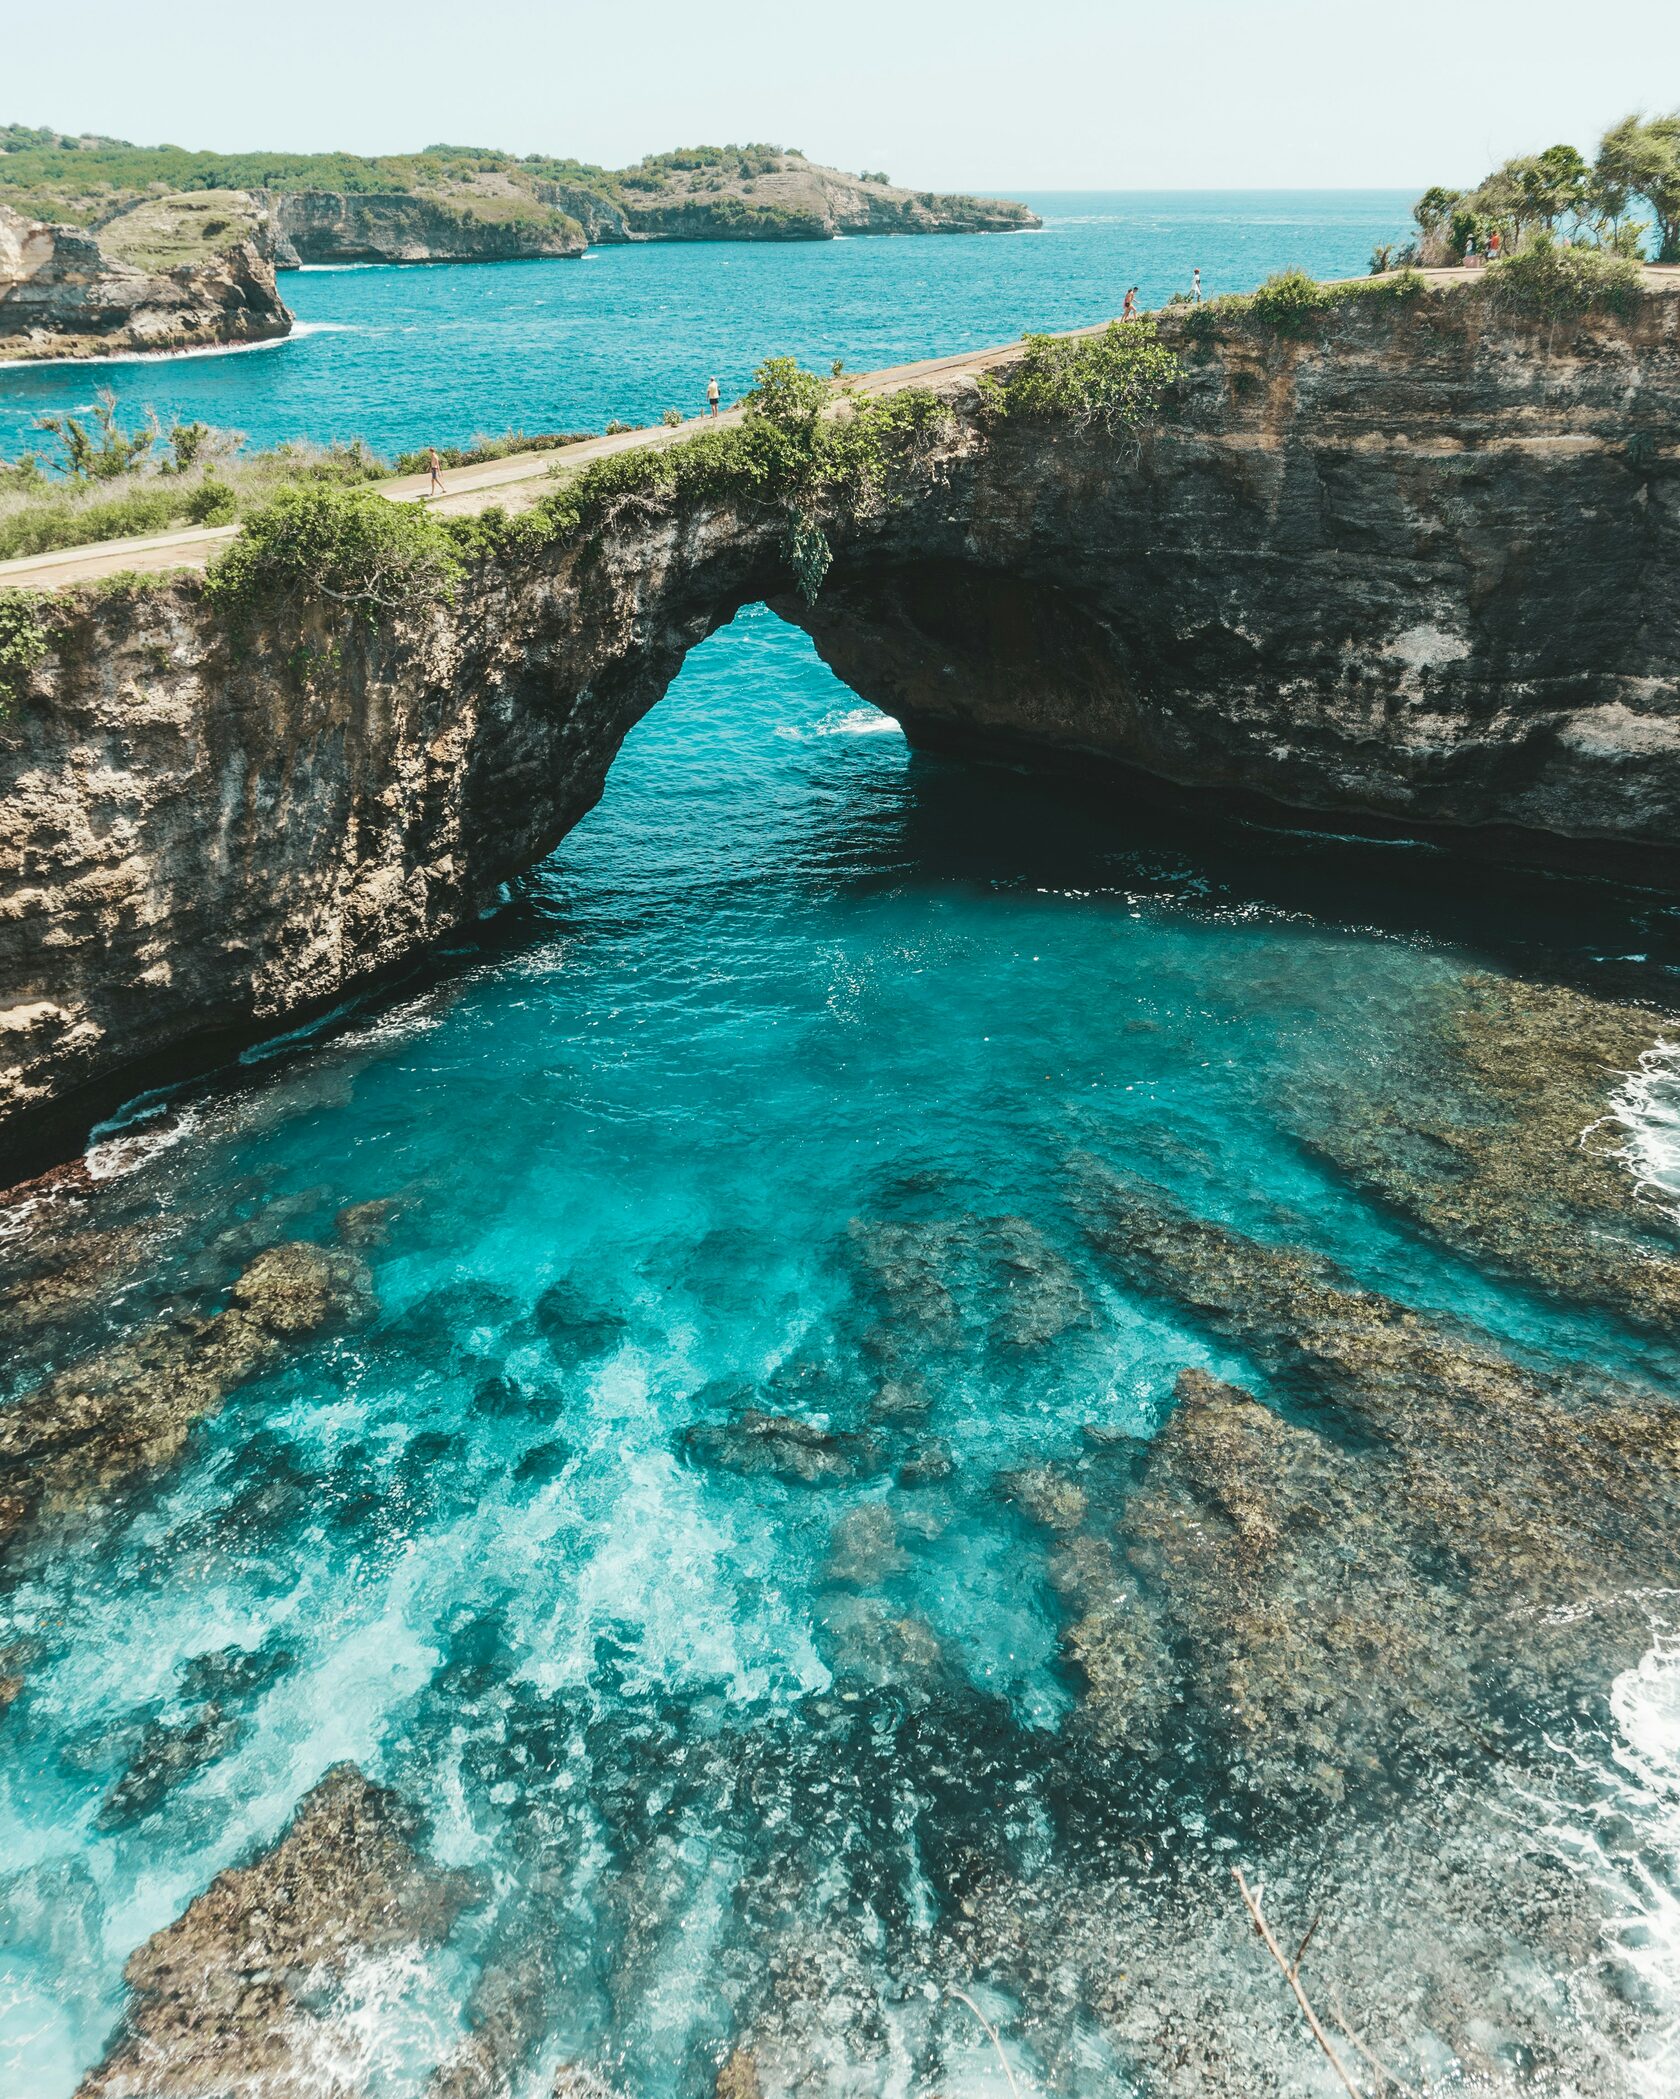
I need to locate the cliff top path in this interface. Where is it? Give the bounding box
[3,263,1677,594]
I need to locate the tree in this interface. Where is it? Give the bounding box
[1521,144,1590,231]
[1597,112,1680,262]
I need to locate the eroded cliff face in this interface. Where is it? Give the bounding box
[261,189,586,266]
[1,291,1676,1169]
[0,193,290,360]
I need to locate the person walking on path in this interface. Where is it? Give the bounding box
[1121,286,1138,320]
[1191,267,1202,302]
[1488,228,1503,262]
[707,376,721,418]
[425,447,447,499]
[1464,232,1478,268]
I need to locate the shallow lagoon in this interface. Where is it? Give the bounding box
[5,195,1680,2098]
[5,610,1680,2095]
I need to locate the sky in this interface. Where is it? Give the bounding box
[8,0,1679,191]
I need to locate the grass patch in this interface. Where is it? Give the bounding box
[392,430,594,475]
[0,408,389,562]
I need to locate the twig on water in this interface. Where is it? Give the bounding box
[946,1983,1024,2099]
[1327,1986,1422,2099]
[1233,1866,1361,2098]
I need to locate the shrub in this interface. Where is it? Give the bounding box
[661,408,685,427]
[0,589,51,713]
[34,390,157,481]
[205,483,464,626]
[184,478,238,525]
[1248,268,1333,333]
[1484,233,1643,315]
[985,319,1182,434]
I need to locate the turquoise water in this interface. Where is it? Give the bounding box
[0,191,1413,457]
[4,197,1680,2096]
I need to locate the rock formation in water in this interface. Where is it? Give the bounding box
[0,190,291,360]
[0,288,1677,1169]
[78,1762,476,2098]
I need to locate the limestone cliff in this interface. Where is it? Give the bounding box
[261,188,586,266]
[0,190,291,360]
[0,290,1676,1170]
[258,159,1032,260]
[0,131,1037,269]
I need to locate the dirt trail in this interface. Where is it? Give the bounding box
[4,267,1673,593]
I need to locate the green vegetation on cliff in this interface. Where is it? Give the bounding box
[0,126,1036,243]
[1407,109,1679,264]
[197,325,1183,640]
[980,318,1182,430]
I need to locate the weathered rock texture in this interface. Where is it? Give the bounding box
[78,1762,475,2097]
[262,187,586,265]
[257,157,1032,260]
[1,290,1677,1170]
[0,192,291,359]
[0,1239,369,1562]
[594,157,1038,242]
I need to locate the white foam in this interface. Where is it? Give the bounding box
[1605,1040,1680,1220]
[0,326,340,375]
[1535,1603,1680,2098]
[83,1096,199,1181]
[774,706,904,742]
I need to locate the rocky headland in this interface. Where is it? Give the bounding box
[1,284,1676,1172]
[0,189,290,361]
[0,130,1038,288]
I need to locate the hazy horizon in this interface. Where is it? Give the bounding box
[9,0,1678,194]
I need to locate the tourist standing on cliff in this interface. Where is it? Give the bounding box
[707,377,721,418]
[1121,286,1138,319]
[1191,268,1202,302]
[425,447,447,498]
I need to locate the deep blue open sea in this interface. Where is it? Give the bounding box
[5,196,1680,2097]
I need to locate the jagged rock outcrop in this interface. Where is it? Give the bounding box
[262,187,586,266]
[0,191,291,359]
[0,290,1677,1170]
[603,158,1039,242]
[256,159,1033,260]
[78,1763,476,2097]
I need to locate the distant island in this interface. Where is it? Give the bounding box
[0,129,1040,362]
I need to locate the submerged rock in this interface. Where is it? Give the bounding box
[1071,1162,1680,1800]
[1296,970,1680,1333]
[97,1706,240,1829]
[848,1213,1091,1362]
[532,1280,629,1365]
[681,1409,883,1487]
[824,1504,909,1587]
[78,1762,476,2097]
[0,1241,368,1562]
[713,2047,763,2099]
[333,1195,399,1246]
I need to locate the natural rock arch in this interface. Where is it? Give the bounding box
[3,291,1678,1168]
